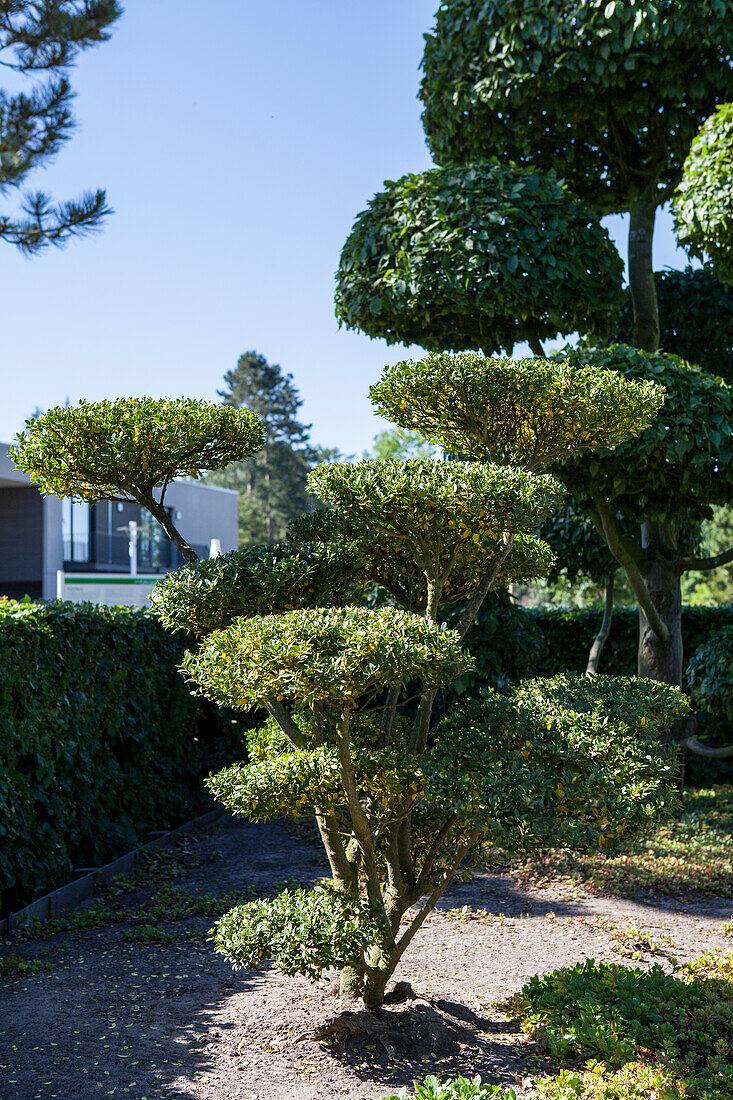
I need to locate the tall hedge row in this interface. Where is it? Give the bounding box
[0,600,249,912]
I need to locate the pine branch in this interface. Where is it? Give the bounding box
[0,187,110,252]
[0,78,74,186]
[0,2,121,72]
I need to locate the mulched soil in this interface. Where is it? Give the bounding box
[1,814,731,1100]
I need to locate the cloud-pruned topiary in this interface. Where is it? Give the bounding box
[150,541,360,636]
[11,398,265,563]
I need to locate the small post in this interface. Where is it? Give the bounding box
[56,570,65,600]
[128,520,138,576]
[209,538,222,559]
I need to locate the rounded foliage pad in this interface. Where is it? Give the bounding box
[425,676,687,855]
[150,541,359,636]
[370,354,664,470]
[557,344,733,520]
[10,397,265,501]
[335,162,623,353]
[421,0,733,214]
[212,884,382,979]
[675,103,733,286]
[181,605,473,710]
[309,459,563,541]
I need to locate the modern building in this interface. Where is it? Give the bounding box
[0,443,238,602]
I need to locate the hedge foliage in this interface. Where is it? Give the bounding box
[0,600,245,912]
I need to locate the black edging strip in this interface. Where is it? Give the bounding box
[1,806,225,942]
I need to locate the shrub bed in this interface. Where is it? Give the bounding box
[0,599,250,912]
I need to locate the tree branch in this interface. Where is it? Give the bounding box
[455,534,515,639]
[682,737,733,759]
[265,701,307,749]
[593,502,669,643]
[586,575,615,675]
[678,547,733,573]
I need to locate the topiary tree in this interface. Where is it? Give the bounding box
[553,344,733,698]
[420,0,733,351]
[335,162,623,357]
[10,398,266,563]
[615,266,733,381]
[12,361,689,1013]
[674,104,733,286]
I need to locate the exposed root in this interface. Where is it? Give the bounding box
[307,992,495,1062]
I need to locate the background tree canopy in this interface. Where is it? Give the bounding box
[674,102,733,285]
[204,351,339,546]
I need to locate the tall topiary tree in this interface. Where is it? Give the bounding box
[674,103,733,286]
[420,0,733,350]
[335,162,623,356]
[11,362,688,1012]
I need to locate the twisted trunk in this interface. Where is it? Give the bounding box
[637,521,683,745]
[628,191,659,353]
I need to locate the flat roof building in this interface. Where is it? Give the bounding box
[0,443,238,601]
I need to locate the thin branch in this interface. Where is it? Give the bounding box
[265,701,307,749]
[455,534,515,639]
[586,575,615,675]
[682,737,733,760]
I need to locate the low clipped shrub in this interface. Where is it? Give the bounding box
[0,600,247,912]
[381,1077,515,1099]
[506,952,733,1099]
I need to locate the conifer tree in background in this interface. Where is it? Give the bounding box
[205,351,337,546]
[0,1,121,253]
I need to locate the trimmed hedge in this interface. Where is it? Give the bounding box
[0,600,250,912]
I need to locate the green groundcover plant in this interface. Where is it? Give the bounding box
[11,357,691,1011]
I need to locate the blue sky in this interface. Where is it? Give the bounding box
[0,1,692,455]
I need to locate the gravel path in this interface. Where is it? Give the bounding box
[1,815,731,1100]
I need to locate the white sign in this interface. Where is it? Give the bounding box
[56,572,167,609]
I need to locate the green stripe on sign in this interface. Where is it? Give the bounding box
[63,576,167,585]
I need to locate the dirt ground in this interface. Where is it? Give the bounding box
[1,815,731,1100]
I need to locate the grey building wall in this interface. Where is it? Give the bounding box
[0,488,44,597]
[165,481,238,556]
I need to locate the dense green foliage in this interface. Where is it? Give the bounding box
[150,541,359,636]
[687,627,733,723]
[381,1078,511,1100]
[213,884,382,979]
[183,606,473,710]
[675,104,733,285]
[371,354,664,470]
[335,162,623,353]
[11,398,265,503]
[420,0,733,215]
[203,351,335,544]
[0,600,243,912]
[508,952,733,1098]
[0,1,121,252]
[425,680,681,854]
[615,267,733,381]
[556,345,733,520]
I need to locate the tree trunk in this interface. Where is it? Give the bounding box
[637,519,683,708]
[628,191,660,352]
[586,575,615,675]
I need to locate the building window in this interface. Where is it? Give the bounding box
[62,499,92,563]
[138,510,172,571]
